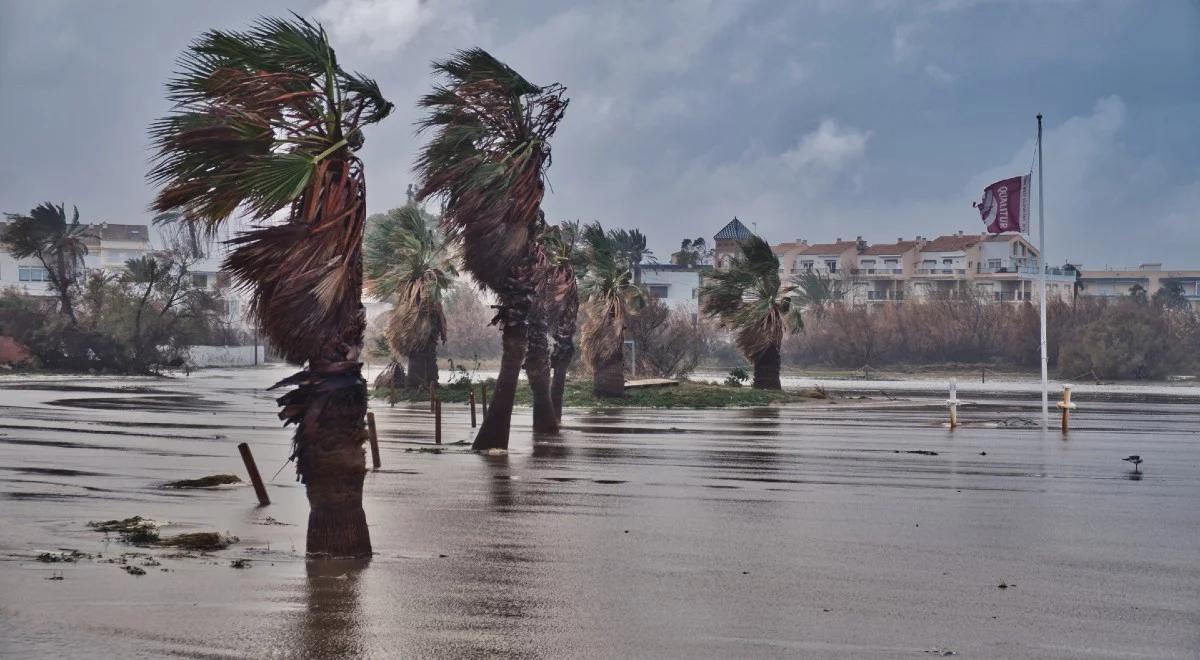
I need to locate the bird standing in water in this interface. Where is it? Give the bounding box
[1123,455,1143,473]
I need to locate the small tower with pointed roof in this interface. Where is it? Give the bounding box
[713,217,754,270]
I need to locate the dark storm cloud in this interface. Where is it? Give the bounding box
[2,0,1197,267]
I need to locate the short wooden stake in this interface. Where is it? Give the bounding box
[237,442,270,506]
[946,379,959,430]
[481,384,488,416]
[469,388,477,428]
[367,411,381,469]
[1057,384,1076,433]
[434,399,442,445]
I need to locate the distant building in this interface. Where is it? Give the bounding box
[1079,264,1200,309]
[713,217,754,269]
[640,263,707,311]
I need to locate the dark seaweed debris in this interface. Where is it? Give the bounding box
[88,516,159,544]
[163,474,242,489]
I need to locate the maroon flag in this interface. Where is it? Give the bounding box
[974,175,1030,233]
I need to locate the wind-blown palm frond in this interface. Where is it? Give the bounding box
[364,205,456,356]
[791,269,845,320]
[149,14,393,364]
[701,235,802,364]
[414,48,568,289]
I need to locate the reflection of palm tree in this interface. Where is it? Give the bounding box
[415,48,567,451]
[149,16,392,557]
[298,559,369,658]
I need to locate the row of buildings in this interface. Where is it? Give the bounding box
[641,218,1200,310]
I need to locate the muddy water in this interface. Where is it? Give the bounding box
[1,367,1198,659]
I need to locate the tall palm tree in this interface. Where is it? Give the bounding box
[524,220,578,431]
[415,48,567,451]
[580,223,643,398]
[364,205,456,390]
[2,202,93,324]
[700,235,803,390]
[546,222,579,422]
[148,16,393,558]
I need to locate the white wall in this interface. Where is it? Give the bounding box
[185,344,260,367]
[640,268,702,309]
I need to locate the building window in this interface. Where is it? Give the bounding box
[942,258,953,266]
[646,284,669,299]
[800,261,814,272]
[18,266,48,282]
[988,259,1002,270]
[825,260,837,272]
[192,273,209,288]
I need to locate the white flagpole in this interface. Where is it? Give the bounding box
[1037,114,1049,428]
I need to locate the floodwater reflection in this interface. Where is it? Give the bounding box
[296,559,369,659]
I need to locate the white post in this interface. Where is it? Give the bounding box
[1037,114,1049,429]
[947,378,959,429]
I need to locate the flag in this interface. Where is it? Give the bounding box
[974,175,1030,234]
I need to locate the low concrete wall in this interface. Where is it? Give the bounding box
[185,345,260,367]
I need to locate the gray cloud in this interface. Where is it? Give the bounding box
[1,0,1197,268]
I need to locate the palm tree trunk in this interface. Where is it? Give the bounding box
[290,359,372,558]
[473,319,527,450]
[406,347,437,390]
[550,338,574,421]
[525,317,558,433]
[592,346,625,398]
[752,343,782,390]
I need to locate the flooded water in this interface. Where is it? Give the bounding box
[1,366,1198,659]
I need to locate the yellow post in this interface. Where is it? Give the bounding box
[1057,384,1076,433]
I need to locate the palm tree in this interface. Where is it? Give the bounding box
[524,220,578,431]
[547,223,579,422]
[414,48,567,451]
[791,268,845,322]
[700,235,802,390]
[364,205,456,391]
[2,202,93,324]
[609,228,653,284]
[579,223,643,398]
[148,16,393,558]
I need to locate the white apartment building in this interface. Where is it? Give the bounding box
[640,264,707,311]
[0,221,151,296]
[1080,264,1200,309]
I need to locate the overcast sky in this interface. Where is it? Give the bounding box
[2,0,1197,268]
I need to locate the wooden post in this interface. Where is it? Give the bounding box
[481,384,488,416]
[429,382,436,413]
[434,399,442,445]
[981,366,986,384]
[469,388,477,428]
[237,442,270,506]
[1057,384,1076,433]
[946,379,959,430]
[366,411,381,469]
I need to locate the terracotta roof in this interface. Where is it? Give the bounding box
[798,240,859,256]
[920,234,983,252]
[713,217,753,241]
[771,241,807,253]
[861,241,920,256]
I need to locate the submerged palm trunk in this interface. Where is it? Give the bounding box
[525,314,558,433]
[752,343,782,390]
[592,346,625,398]
[473,274,535,451]
[406,347,437,390]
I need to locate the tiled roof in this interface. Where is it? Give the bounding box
[798,241,859,256]
[861,241,920,256]
[771,241,807,253]
[713,217,753,241]
[921,234,983,252]
[89,223,150,242]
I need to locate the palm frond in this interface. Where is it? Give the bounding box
[700,235,800,362]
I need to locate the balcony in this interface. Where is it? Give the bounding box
[977,261,1069,276]
[860,268,904,276]
[915,268,966,276]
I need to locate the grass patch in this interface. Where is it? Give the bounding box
[373,379,830,409]
[163,474,242,489]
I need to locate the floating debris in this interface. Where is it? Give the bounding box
[163,474,241,489]
[36,550,90,563]
[998,417,1037,428]
[88,516,159,545]
[894,450,939,456]
[159,532,237,552]
[122,565,147,576]
[229,558,251,569]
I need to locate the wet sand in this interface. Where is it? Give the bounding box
[1,366,1197,658]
